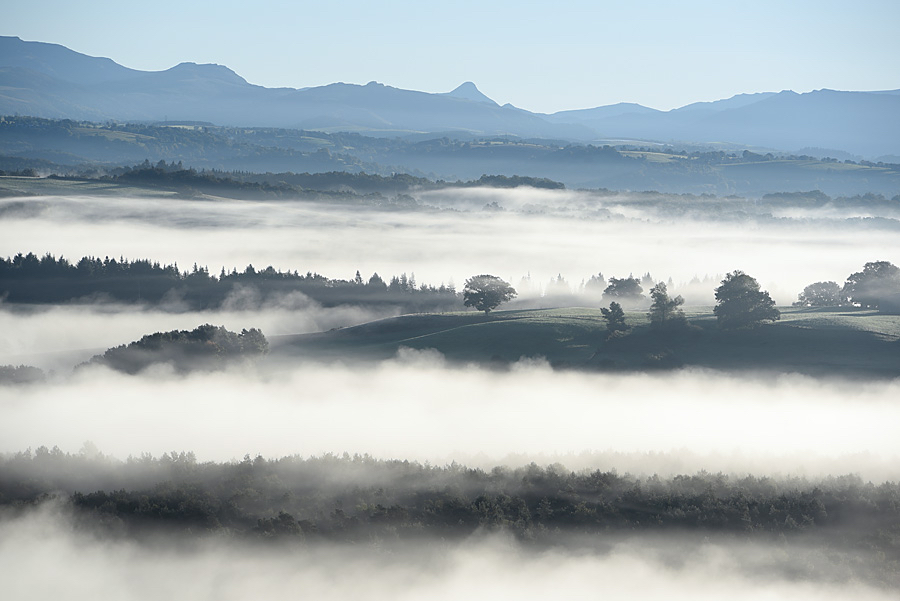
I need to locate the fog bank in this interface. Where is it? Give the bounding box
[0,301,397,372]
[2,357,897,479]
[2,194,898,305]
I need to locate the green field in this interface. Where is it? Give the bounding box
[273,307,900,378]
[0,175,179,198]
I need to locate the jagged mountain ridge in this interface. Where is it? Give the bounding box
[1,36,898,157]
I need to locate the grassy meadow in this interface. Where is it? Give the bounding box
[274,306,900,378]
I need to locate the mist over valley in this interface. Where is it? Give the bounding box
[2,16,899,599]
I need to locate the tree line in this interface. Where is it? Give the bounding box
[0,252,459,312]
[3,252,895,321]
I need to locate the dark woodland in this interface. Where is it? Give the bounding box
[2,448,897,587]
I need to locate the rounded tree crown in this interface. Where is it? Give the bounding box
[463,274,516,314]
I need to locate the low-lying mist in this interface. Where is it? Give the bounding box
[2,354,897,480]
[0,299,397,371]
[1,504,895,601]
[2,192,898,305]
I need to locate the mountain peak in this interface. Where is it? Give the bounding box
[444,82,497,105]
[165,62,247,85]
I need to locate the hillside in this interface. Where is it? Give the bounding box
[273,307,900,378]
[3,117,900,196]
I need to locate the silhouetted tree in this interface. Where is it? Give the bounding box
[463,275,517,314]
[600,301,629,335]
[648,282,687,329]
[714,271,780,329]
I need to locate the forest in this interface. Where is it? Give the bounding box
[0,251,460,312]
[2,447,898,587]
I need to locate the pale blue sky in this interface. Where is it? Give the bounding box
[4,0,899,113]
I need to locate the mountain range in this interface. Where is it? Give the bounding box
[1,36,899,160]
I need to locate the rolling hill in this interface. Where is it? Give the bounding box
[272,307,900,378]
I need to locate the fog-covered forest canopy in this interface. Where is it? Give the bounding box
[2,447,898,587]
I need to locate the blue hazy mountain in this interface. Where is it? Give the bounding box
[0,35,142,84]
[671,92,778,113]
[569,89,900,158]
[544,102,662,123]
[1,36,898,158]
[441,81,498,105]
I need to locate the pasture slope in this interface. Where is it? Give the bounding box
[273,307,900,378]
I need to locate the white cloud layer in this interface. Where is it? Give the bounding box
[2,357,897,480]
[2,192,897,306]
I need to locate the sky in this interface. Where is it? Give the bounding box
[3,0,900,113]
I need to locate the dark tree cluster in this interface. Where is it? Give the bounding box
[600,271,776,336]
[0,252,460,312]
[85,324,268,374]
[463,174,565,190]
[112,161,295,196]
[104,162,568,197]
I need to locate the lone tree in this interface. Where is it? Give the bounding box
[648,282,687,329]
[714,271,780,329]
[463,274,516,314]
[600,301,629,336]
